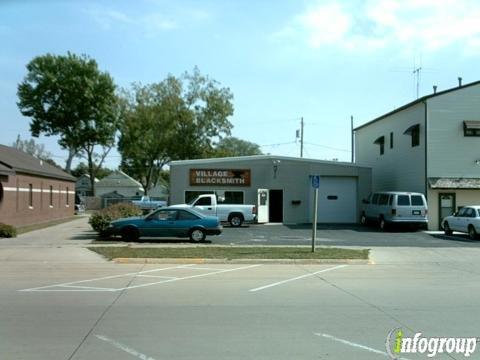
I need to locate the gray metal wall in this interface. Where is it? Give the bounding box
[169,157,371,224]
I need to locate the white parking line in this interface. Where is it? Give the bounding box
[249,265,347,292]
[19,264,191,292]
[95,334,157,360]
[314,333,412,360]
[115,264,262,291]
[19,264,261,292]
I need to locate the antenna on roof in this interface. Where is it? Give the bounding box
[413,66,422,99]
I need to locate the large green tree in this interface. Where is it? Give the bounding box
[212,137,262,157]
[118,68,234,195]
[17,52,119,195]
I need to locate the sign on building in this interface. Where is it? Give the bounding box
[189,169,251,186]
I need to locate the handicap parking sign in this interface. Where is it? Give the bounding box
[310,175,320,189]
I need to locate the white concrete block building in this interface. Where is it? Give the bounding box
[170,155,371,224]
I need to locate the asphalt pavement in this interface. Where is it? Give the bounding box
[2,217,480,359]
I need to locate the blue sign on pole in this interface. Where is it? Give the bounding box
[311,175,320,189]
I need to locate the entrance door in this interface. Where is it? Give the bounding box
[269,189,283,223]
[257,189,269,223]
[439,193,456,229]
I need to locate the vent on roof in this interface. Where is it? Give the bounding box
[433,85,437,94]
[458,77,463,87]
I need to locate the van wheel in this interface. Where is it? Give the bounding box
[468,225,478,240]
[121,227,139,241]
[443,222,453,236]
[189,228,206,242]
[229,214,244,227]
[379,217,388,231]
[360,213,367,225]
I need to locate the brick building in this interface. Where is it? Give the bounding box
[0,144,76,227]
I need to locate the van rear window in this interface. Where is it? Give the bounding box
[411,195,424,206]
[397,195,410,206]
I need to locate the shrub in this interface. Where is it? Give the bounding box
[0,223,17,238]
[89,202,142,234]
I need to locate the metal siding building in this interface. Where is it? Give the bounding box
[170,155,371,224]
[355,80,480,229]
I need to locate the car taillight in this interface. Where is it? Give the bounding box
[391,208,396,215]
[252,206,257,214]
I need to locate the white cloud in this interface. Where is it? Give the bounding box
[86,5,209,34]
[274,0,480,55]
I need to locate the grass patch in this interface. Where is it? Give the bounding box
[88,246,369,260]
[16,216,84,235]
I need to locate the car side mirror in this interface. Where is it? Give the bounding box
[145,215,154,221]
[453,212,458,217]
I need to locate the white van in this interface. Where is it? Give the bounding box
[360,192,428,230]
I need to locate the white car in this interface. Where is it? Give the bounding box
[442,206,480,240]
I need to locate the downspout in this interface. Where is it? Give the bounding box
[424,100,428,198]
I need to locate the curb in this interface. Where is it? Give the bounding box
[112,257,371,265]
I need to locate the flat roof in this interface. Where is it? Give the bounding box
[354,79,480,131]
[170,155,370,169]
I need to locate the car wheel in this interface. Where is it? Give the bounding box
[229,214,243,227]
[443,222,453,236]
[360,213,367,225]
[468,225,478,240]
[190,228,206,242]
[379,217,388,231]
[121,227,139,241]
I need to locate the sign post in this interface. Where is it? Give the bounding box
[310,175,320,253]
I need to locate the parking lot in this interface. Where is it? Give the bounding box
[2,218,480,359]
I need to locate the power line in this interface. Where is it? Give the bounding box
[260,141,297,147]
[303,142,351,153]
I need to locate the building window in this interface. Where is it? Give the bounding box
[404,124,420,147]
[28,184,33,207]
[374,136,385,155]
[0,183,3,204]
[49,186,53,207]
[463,121,480,136]
[390,132,393,148]
[66,187,70,206]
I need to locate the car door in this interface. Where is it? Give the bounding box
[464,208,476,233]
[450,207,468,232]
[172,210,201,237]
[143,209,177,237]
[193,196,216,216]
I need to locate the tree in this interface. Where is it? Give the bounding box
[212,137,262,157]
[70,162,113,179]
[17,52,119,195]
[118,68,234,194]
[12,135,62,169]
[12,135,53,160]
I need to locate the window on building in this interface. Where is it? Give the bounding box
[66,187,69,206]
[404,124,420,147]
[373,136,385,155]
[185,190,244,204]
[463,121,480,136]
[28,184,33,207]
[390,132,394,148]
[0,183,3,204]
[222,191,244,204]
[49,186,53,207]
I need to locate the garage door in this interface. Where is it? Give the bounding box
[310,177,357,223]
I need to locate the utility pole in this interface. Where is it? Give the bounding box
[300,117,304,158]
[351,115,354,163]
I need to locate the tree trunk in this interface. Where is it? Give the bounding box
[65,148,77,173]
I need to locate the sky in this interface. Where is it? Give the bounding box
[1,0,480,169]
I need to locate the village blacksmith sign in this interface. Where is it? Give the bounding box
[189,169,251,186]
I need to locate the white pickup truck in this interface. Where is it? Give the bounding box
[176,194,257,227]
